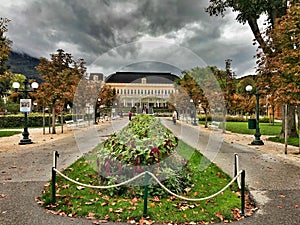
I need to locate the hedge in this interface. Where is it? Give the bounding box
[0,114,75,128]
[197,114,270,123]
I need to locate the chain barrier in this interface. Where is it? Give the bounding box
[51,151,246,216]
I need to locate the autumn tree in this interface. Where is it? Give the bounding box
[206,0,296,137]
[36,49,86,134]
[0,18,12,97]
[172,67,224,127]
[257,2,300,138]
[97,84,117,109]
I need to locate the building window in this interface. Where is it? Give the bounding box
[141,78,147,84]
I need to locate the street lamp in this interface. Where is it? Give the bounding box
[12,78,39,145]
[246,85,264,145]
[190,99,197,126]
[94,98,101,124]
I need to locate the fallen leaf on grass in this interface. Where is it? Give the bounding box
[293,203,299,208]
[149,196,160,202]
[76,186,85,190]
[86,212,96,220]
[215,212,224,221]
[139,217,153,225]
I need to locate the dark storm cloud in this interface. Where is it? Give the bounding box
[0,0,257,76]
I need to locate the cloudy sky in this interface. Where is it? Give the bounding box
[0,0,262,77]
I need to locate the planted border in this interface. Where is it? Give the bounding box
[39,115,253,223]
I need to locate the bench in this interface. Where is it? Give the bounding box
[208,121,220,130]
[65,120,77,128]
[76,119,87,127]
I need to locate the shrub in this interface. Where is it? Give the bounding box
[93,114,191,197]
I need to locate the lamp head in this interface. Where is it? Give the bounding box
[31,82,39,90]
[245,85,253,92]
[12,82,20,91]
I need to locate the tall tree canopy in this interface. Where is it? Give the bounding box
[36,49,86,134]
[257,2,300,138]
[206,0,289,54]
[207,0,298,138]
[0,18,12,97]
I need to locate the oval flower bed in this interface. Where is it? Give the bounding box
[39,114,253,224]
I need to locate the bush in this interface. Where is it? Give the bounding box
[197,114,270,123]
[92,114,191,197]
[0,113,77,128]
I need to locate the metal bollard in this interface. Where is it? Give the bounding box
[241,170,246,216]
[143,172,150,217]
[51,151,59,204]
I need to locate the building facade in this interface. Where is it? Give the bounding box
[105,72,179,112]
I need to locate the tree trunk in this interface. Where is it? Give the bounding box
[52,105,56,134]
[280,104,298,138]
[297,105,300,131]
[204,108,208,128]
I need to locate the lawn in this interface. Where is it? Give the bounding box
[40,141,244,224]
[39,115,249,224]
[224,122,282,135]
[223,122,299,147]
[0,130,22,137]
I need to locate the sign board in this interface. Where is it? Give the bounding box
[20,99,32,113]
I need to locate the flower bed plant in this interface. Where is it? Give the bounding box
[89,114,190,197]
[39,114,253,223]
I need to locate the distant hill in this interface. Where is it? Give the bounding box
[8,51,41,82]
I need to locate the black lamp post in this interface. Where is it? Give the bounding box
[94,98,101,124]
[246,85,264,145]
[190,99,197,126]
[12,78,39,145]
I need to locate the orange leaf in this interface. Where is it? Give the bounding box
[215,212,224,221]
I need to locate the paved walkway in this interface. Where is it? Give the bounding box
[0,118,299,225]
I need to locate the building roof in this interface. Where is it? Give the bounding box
[105,72,179,84]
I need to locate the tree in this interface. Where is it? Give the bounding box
[36,49,86,134]
[206,0,288,55]
[0,18,12,97]
[206,0,297,137]
[0,18,11,75]
[257,2,300,138]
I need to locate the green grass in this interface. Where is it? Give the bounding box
[268,136,300,147]
[40,140,242,224]
[201,121,300,147]
[224,122,282,135]
[0,130,22,137]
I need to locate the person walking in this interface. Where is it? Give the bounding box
[172,110,177,124]
[128,111,132,121]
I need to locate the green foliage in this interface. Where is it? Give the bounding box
[268,136,299,147]
[0,130,21,137]
[41,140,241,224]
[92,114,189,197]
[0,114,53,128]
[0,17,12,75]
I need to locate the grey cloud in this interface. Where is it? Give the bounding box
[0,0,257,77]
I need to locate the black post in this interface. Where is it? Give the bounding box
[51,151,59,204]
[241,170,246,216]
[234,153,238,178]
[19,79,32,145]
[252,88,264,145]
[143,172,149,217]
[51,166,56,204]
